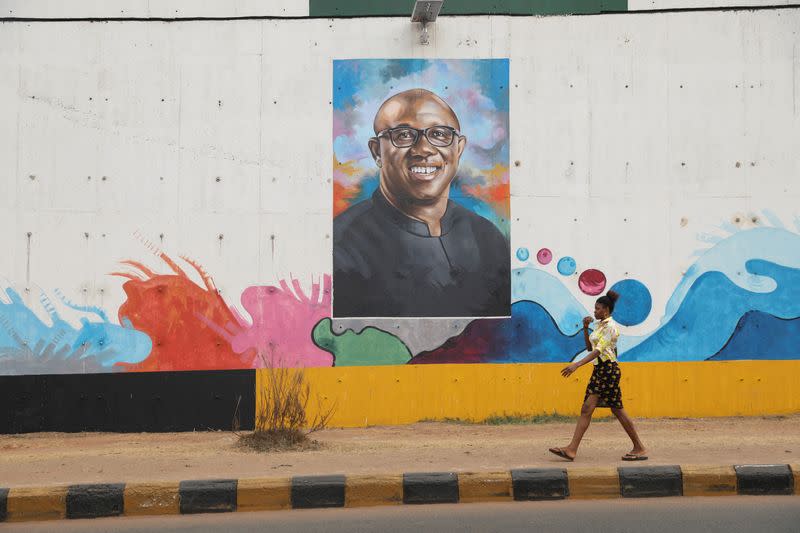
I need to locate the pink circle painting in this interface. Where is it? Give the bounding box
[536,248,553,265]
[578,269,607,296]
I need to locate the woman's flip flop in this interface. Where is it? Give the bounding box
[621,453,648,461]
[548,447,575,461]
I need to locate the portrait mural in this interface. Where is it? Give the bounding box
[332,59,512,318]
[4,54,796,378]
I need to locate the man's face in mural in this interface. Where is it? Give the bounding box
[368,89,467,205]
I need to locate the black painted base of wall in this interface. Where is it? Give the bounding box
[0,370,255,433]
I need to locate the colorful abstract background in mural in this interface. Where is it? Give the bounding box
[332,59,510,236]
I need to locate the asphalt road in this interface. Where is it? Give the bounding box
[3,497,799,532]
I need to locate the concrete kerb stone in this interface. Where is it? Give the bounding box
[403,472,459,504]
[0,464,798,523]
[0,487,8,522]
[511,468,569,501]
[123,481,180,516]
[291,475,346,509]
[457,471,513,503]
[236,477,291,512]
[734,465,795,495]
[566,467,620,499]
[345,474,404,507]
[5,486,67,522]
[65,483,125,519]
[618,466,683,498]
[178,479,237,514]
[681,465,737,496]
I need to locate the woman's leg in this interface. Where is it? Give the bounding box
[561,394,600,457]
[610,407,646,455]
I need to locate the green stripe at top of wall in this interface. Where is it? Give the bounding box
[309,0,628,17]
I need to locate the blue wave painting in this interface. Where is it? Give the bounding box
[411,300,585,364]
[0,287,152,375]
[709,311,800,360]
[512,267,587,334]
[619,224,800,361]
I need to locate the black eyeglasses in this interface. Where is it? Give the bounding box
[376,126,461,148]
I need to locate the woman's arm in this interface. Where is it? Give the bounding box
[582,319,592,352]
[561,349,599,377]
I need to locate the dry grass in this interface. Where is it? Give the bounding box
[238,361,335,453]
[237,429,322,452]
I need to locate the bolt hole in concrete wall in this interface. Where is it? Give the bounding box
[0,2,799,428]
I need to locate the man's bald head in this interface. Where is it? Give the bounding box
[373,89,461,133]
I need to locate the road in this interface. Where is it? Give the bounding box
[3,497,799,532]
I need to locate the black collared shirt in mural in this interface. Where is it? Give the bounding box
[333,189,510,318]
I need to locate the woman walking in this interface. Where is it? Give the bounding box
[548,290,647,461]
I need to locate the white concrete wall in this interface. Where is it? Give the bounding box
[1,0,309,18]
[0,8,798,338]
[629,0,797,10]
[4,1,796,18]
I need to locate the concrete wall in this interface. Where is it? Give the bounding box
[1,6,799,425]
[4,1,797,18]
[294,361,800,426]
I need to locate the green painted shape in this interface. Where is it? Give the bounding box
[312,318,412,367]
[310,0,627,17]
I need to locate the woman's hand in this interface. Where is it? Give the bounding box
[561,363,578,377]
[582,316,593,328]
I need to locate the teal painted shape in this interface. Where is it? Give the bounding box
[312,318,412,366]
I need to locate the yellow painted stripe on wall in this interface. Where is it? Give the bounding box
[257,361,800,428]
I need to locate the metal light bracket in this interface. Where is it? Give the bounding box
[411,0,444,45]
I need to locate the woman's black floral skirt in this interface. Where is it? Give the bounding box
[584,360,623,409]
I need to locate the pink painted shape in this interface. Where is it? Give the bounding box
[228,274,333,368]
[537,248,552,265]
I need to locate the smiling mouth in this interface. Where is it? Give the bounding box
[408,164,443,181]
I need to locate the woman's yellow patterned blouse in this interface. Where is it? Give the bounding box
[589,317,620,364]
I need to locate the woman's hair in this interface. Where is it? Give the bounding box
[596,290,620,313]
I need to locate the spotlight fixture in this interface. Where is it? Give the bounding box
[411,0,444,45]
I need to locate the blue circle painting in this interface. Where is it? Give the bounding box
[516,247,530,261]
[557,257,576,276]
[610,279,652,326]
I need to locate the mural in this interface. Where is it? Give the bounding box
[332,59,511,318]
[0,286,150,375]
[1,212,799,375]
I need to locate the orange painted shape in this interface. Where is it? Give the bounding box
[116,273,254,372]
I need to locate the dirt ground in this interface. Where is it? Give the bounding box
[1,416,798,488]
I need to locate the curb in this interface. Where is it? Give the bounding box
[0,464,797,523]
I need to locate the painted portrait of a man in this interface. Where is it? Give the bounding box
[332,60,510,318]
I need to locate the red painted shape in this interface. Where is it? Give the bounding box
[578,268,607,296]
[114,254,256,372]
